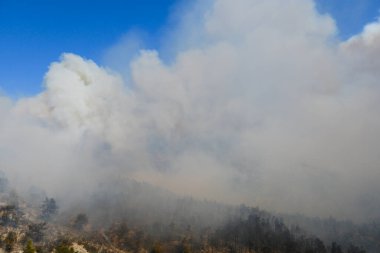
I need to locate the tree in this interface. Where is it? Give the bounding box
[176,239,191,253]
[27,222,46,242]
[5,231,17,252]
[55,242,74,253]
[73,213,88,230]
[23,240,36,253]
[331,242,343,253]
[40,197,58,221]
[151,242,164,253]
[0,171,9,192]
[347,245,366,253]
[0,205,19,226]
[8,190,19,207]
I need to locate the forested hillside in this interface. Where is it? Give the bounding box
[0,173,375,253]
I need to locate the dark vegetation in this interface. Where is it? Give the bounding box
[0,172,377,253]
[40,197,58,221]
[283,214,380,253]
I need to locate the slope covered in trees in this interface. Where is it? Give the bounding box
[0,172,376,253]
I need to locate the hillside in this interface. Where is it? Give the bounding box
[0,175,373,253]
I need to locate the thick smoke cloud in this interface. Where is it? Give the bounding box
[1,0,380,221]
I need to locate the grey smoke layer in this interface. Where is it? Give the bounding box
[1,0,380,221]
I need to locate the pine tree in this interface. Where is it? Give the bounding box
[40,197,58,221]
[73,213,88,230]
[151,242,163,253]
[23,240,36,253]
[5,231,17,252]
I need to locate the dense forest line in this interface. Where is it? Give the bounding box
[282,214,380,253]
[0,172,377,253]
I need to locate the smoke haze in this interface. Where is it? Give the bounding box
[1,0,380,222]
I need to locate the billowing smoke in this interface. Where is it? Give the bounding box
[1,0,380,221]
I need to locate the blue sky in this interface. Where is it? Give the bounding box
[0,0,179,97]
[0,0,379,98]
[315,0,380,39]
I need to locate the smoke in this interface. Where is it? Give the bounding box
[1,0,380,221]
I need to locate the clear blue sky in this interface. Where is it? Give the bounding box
[0,0,179,97]
[1,0,379,98]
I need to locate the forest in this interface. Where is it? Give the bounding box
[0,172,377,253]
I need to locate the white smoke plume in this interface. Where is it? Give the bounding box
[1,0,380,221]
